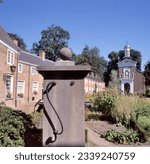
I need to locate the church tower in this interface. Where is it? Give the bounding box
[117,44,144,95]
[117,44,135,95]
[124,44,130,58]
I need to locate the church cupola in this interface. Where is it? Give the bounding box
[124,43,130,58]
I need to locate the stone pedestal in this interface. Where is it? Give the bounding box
[37,64,90,146]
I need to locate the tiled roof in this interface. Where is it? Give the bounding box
[20,51,54,66]
[0,25,54,66]
[0,26,21,52]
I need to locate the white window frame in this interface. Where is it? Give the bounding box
[18,63,23,73]
[32,81,39,93]
[7,49,14,65]
[123,68,130,79]
[31,66,38,75]
[17,80,25,95]
[5,74,13,98]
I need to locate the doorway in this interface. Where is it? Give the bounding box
[124,83,130,95]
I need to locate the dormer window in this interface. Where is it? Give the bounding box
[7,50,14,65]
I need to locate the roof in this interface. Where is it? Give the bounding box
[0,26,21,52]
[117,58,136,68]
[86,74,103,83]
[19,51,54,66]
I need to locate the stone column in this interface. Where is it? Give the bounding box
[37,48,90,147]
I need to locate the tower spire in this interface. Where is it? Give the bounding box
[124,42,130,58]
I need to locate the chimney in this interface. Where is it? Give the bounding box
[39,49,45,60]
[12,38,18,46]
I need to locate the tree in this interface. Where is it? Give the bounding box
[8,33,27,51]
[31,25,70,61]
[144,61,150,87]
[104,51,118,87]
[75,45,107,77]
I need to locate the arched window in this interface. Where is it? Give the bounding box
[125,70,129,79]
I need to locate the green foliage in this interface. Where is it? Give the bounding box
[145,88,150,97]
[86,113,100,121]
[92,89,117,115]
[75,45,107,77]
[131,101,150,141]
[0,106,25,146]
[133,101,150,118]
[144,61,150,86]
[0,105,41,147]
[30,111,42,129]
[137,116,150,131]
[108,70,120,89]
[104,129,139,144]
[31,25,70,61]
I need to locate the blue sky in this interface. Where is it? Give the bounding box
[0,0,150,68]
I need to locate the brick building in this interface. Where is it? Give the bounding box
[0,26,20,107]
[0,26,53,113]
[84,71,105,96]
[117,44,145,95]
[17,50,54,112]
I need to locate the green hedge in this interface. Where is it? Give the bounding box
[0,105,38,147]
[131,101,150,141]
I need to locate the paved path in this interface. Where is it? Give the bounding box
[86,121,150,147]
[86,126,116,147]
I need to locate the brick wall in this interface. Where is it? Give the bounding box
[17,62,43,113]
[0,43,18,107]
[132,67,145,94]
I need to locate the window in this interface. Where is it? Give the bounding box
[17,81,25,96]
[5,75,13,98]
[18,63,23,73]
[32,81,38,94]
[124,68,130,79]
[7,50,14,65]
[31,66,37,75]
[125,70,130,79]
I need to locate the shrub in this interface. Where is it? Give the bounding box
[0,106,39,147]
[30,111,42,129]
[145,88,150,97]
[103,129,139,144]
[86,112,100,121]
[114,96,139,126]
[92,89,117,115]
[0,106,25,146]
[131,100,150,141]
